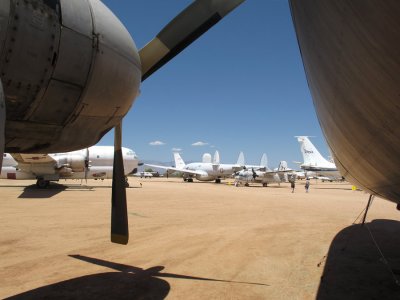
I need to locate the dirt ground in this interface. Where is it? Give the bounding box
[1,177,400,299]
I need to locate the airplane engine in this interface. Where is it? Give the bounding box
[196,174,214,181]
[66,155,86,172]
[58,167,73,177]
[0,0,141,154]
[290,1,400,204]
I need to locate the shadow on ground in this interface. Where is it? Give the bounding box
[317,219,400,299]
[18,183,68,199]
[6,255,268,299]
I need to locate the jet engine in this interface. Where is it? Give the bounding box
[196,173,214,181]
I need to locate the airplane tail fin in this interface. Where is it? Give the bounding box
[296,136,330,166]
[173,152,185,169]
[213,150,220,164]
[236,151,245,166]
[260,153,268,168]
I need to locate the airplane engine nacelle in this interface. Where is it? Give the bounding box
[196,174,214,181]
[66,155,86,172]
[58,167,73,177]
[0,0,141,153]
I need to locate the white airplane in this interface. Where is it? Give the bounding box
[133,171,153,178]
[239,153,268,171]
[1,146,139,188]
[296,136,343,181]
[235,160,294,187]
[146,151,244,183]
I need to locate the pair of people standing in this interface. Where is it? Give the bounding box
[291,178,310,193]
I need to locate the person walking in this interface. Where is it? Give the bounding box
[305,178,310,193]
[291,180,295,193]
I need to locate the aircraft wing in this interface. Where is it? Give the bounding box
[145,164,204,176]
[258,169,293,177]
[11,153,56,164]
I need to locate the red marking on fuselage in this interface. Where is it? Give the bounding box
[7,173,16,179]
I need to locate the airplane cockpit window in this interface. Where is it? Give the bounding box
[3,154,6,157]
[126,150,136,156]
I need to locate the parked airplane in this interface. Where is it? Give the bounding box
[133,171,153,178]
[0,0,245,244]
[235,160,293,187]
[1,146,139,188]
[240,153,268,171]
[296,136,343,181]
[146,151,244,183]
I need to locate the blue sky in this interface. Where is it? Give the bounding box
[99,0,329,168]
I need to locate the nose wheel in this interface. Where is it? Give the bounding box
[125,176,129,188]
[36,178,50,189]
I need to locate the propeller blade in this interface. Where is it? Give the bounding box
[111,122,129,245]
[0,80,4,170]
[252,168,257,180]
[139,0,245,81]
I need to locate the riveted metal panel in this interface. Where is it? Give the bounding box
[59,0,92,37]
[29,79,82,125]
[0,0,61,120]
[52,27,93,87]
[0,0,10,61]
[80,0,140,119]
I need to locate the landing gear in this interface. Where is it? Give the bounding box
[262,183,268,187]
[36,178,49,189]
[245,183,249,187]
[215,178,221,184]
[183,178,187,182]
[125,177,129,188]
[187,178,194,183]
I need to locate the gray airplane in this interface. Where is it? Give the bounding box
[0,0,245,244]
[146,151,244,183]
[290,1,400,209]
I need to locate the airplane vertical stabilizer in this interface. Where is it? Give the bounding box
[260,153,268,168]
[296,136,331,166]
[213,150,220,164]
[173,152,186,170]
[236,151,245,166]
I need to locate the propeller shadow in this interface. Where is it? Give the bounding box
[6,255,268,299]
[317,219,400,299]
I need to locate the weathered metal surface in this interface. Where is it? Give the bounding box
[290,0,400,203]
[1,0,141,153]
